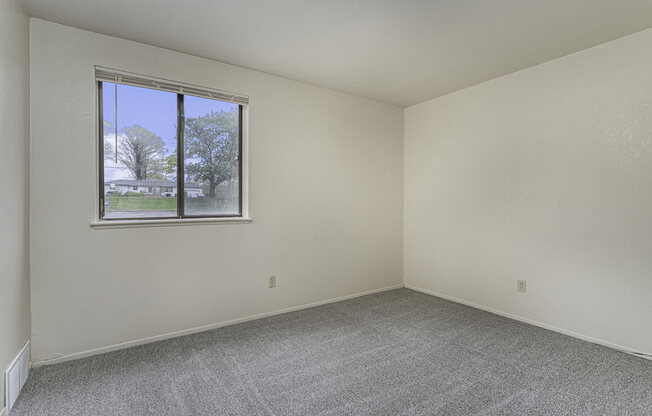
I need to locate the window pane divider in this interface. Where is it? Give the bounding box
[98,81,105,218]
[177,94,185,218]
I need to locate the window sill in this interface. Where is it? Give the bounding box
[90,217,252,229]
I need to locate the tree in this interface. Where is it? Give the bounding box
[104,140,115,161]
[164,153,177,175]
[103,121,115,161]
[119,125,166,180]
[184,109,239,197]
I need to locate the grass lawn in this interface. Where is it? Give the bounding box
[107,196,238,212]
[107,196,176,211]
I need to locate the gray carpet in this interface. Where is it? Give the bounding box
[12,289,652,415]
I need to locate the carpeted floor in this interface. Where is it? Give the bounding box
[12,289,652,415]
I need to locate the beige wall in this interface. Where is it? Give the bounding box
[26,12,652,367]
[29,19,404,364]
[0,0,30,407]
[405,29,652,355]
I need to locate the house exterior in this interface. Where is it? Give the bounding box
[104,179,204,197]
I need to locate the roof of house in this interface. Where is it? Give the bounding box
[105,179,202,189]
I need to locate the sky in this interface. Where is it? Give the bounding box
[102,82,237,181]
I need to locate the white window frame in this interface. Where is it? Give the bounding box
[91,67,251,229]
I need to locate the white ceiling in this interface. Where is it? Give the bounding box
[23,0,652,107]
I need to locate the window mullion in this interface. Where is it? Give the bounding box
[238,105,243,216]
[98,82,105,219]
[177,94,185,218]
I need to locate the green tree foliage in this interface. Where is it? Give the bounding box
[119,125,166,180]
[164,152,177,175]
[184,109,239,197]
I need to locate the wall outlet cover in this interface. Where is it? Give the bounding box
[517,280,527,293]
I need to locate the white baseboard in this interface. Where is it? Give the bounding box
[33,283,405,368]
[405,284,652,360]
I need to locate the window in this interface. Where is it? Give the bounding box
[97,68,247,221]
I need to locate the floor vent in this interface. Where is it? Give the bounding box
[4,341,30,414]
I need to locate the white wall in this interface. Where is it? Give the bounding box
[0,0,30,407]
[29,19,404,364]
[405,29,652,355]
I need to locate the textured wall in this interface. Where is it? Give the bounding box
[0,0,30,407]
[405,29,652,355]
[29,19,404,363]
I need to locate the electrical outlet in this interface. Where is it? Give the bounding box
[268,275,277,288]
[517,280,527,293]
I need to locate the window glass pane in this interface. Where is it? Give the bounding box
[101,82,178,219]
[183,96,240,216]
